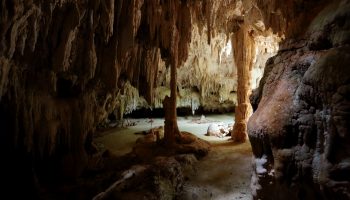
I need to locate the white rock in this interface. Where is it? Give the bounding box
[206,122,230,138]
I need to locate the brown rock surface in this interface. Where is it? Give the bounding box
[248,1,350,199]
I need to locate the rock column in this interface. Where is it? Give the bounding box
[231,23,255,142]
[163,0,182,145]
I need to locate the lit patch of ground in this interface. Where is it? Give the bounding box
[94,113,252,199]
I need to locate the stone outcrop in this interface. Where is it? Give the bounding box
[248,0,350,199]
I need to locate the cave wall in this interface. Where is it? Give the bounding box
[123,0,280,115]
[0,0,194,196]
[151,23,279,114]
[249,0,350,199]
[157,25,238,113]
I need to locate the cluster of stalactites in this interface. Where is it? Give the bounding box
[255,0,331,38]
[0,0,196,160]
[120,0,278,108]
[142,0,192,67]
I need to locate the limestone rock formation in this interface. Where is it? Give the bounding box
[92,157,186,200]
[1,0,348,199]
[248,1,350,199]
[0,0,192,197]
[206,122,232,138]
[231,23,255,142]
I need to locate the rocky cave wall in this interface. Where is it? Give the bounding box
[0,0,195,195]
[249,0,350,199]
[152,23,279,114]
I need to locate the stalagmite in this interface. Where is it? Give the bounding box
[163,62,180,145]
[231,23,255,142]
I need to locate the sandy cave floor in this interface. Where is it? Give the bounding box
[95,113,252,200]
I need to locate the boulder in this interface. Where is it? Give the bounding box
[206,122,232,138]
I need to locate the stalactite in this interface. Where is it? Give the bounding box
[115,81,148,117]
[231,23,255,142]
[100,0,115,43]
[255,0,328,38]
[205,0,212,44]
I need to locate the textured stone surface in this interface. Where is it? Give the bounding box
[206,122,232,138]
[0,0,193,198]
[248,1,350,199]
[92,157,186,200]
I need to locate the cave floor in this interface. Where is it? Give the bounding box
[178,140,252,200]
[95,113,252,200]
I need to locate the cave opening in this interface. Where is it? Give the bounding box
[1,0,349,200]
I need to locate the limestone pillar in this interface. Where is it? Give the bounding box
[231,23,255,142]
